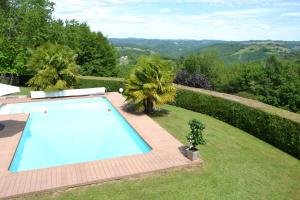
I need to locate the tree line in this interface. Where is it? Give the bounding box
[0,0,118,79]
[174,52,300,113]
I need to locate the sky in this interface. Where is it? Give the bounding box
[52,0,300,41]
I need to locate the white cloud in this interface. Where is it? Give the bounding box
[160,8,172,13]
[114,16,147,23]
[281,12,300,17]
[275,2,300,7]
[52,0,300,40]
[202,8,275,19]
[261,24,271,29]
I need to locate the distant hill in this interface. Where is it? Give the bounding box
[198,41,300,64]
[110,38,225,59]
[109,38,300,65]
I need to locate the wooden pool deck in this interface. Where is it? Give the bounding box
[0,92,201,199]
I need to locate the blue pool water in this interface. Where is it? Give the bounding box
[0,97,151,172]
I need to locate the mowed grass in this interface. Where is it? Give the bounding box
[22,105,300,200]
[16,87,31,96]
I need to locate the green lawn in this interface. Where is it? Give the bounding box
[23,105,300,200]
[16,87,31,96]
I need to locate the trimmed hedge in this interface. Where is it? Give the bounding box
[79,78,124,92]
[175,89,300,159]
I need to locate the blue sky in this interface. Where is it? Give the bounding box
[52,0,300,41]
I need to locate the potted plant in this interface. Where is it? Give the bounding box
[186,119,206,161]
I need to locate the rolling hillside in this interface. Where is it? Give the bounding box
[110,38,300,65]
[110,38,225,59]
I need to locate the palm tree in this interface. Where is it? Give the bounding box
[27,43,79,91]
[125,55,176,113]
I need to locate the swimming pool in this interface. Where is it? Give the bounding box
[0,97,151,172]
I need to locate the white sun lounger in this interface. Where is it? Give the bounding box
[30,87,106,99]
[0,83,20,96]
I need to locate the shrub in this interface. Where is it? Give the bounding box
[187,119,206,149]
[79,78,124,92]
[174,70,211,89]
[27,43,79,91]
[175,89,300,159]
[125,56,176,113]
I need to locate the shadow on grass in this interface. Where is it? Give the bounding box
[148,109,170,117]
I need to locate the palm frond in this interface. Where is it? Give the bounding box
[124,55,176,112]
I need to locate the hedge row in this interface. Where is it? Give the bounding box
[79,78,124,92]
[174,89,300,159]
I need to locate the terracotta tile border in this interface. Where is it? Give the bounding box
[0,92,201,199]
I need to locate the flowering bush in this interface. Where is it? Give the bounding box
[174,70,211,89]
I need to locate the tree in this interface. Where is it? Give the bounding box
[0,1,118,78]
[125,55,176,113]
[0,0,8,12]
[224,56,300,113]
[50,20,118,77]
[27,43,79,91]
[0,0,54,75]
[181,51,225,89]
